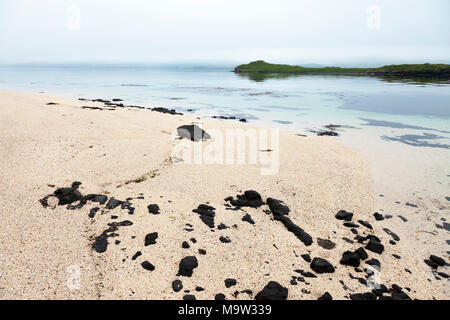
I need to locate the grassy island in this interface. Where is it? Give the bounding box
[234,60,450,77]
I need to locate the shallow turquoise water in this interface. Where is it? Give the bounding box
[1,65,449,146]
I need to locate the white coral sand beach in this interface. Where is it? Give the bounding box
[0,90,447,300]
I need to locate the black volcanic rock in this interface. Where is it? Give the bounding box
[132,251,142,260]
[274,214,313,246]
[373,212,384,221]
[255,281,288,300]
[266,198,290,216]
[366,258,381,269]
[350,292,376,300]
[355,247,368,260]
[317,238,336,250]
[225,279,237,288]
[172,280,183,292]
[183,295,196,300]
[215,293,226,300]
[335,210,353,221]
[152,107,183,115]
[318,292,333,300]
[177,125,210,141]
[383,228,400,241]
[178,256,198,277]
[182,241,190,249]
[310,258,335,274]
[145,232,158,246]
[340,251,361,267]
[301,254,312,263]
[141,261,155,271]
[242,213,255,225]
[219,236,231,243]
[424,259,439,269]
[358,220,373,230]
[147,204,160,215]
[226,191,265,208]
[105,197,123,210]
[430,255,445,266]
[53,182,83,205]
[366,238,384,254]
[193,204,216,228]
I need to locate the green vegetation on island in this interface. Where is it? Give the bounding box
[234,60,450,77]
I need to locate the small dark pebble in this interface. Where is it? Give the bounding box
[141,261,155,271]
[172,280,183,292]
[255,281,288,300]
[215,293,226,300]
[182,241,190,249]
[301,254,312,263]
[132,251,142,260]
[225,279,237,288]
[430,255,445,266]
[318,292,332,300]
[145,232,158,246]
[310,258,335,274]
[335,210,353,221]
[147,204,160,214]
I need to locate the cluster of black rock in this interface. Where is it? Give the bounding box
[39,182,437,300]
[212,115,247,123]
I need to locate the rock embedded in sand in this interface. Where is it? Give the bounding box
[373,212,384,221]
[177,125,210,141]
[310,258,335,274]
[317,238,336,250]
[340,251,361,267]
[89,207,100,218]
[355,247,368,260]
[366,258,381,269]
[141,261,155,271]
[301,254,312,263]
[52,182,83,205]
[152,107,183,116]
[182,241,190,249]
[145,232,158,246]
[219,236,231,243]
[193,204,216,228]
[358,220,373,230]
[147,204,160,215]
[255,281,288,300]
[178,256,198,277]
[198,249,206,255]
[335,210,353,221]
[349,292,377,300]
[242,213,255,225]
[383,228,400,241]
[365,238,384,254]
[225,278,237,288]
[215,293,226,300]
[266,198,290,215]
[105,197,123,210]
[172,280,183,292]
[318,292,333,300]
[424,259,439,269]
[226,191,265,208]
[429,255,445,266]
[183,295,196,300]
[132,251,142,260]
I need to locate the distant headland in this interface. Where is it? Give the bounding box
[234,60,450,77]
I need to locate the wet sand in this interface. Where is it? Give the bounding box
[0,90,447,300]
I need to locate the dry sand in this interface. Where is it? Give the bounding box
[0,90,447,300]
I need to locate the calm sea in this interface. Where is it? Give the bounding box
[0,64,449,148]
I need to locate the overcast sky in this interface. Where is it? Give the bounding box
[0,0,449,66]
